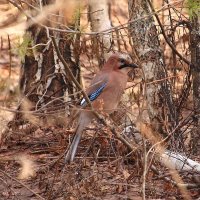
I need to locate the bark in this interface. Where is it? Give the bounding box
[10,0,80,127]
[191,12,200,154]
[88,0,112,66]
[128,0,177,135]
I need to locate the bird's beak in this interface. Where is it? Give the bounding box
[119,62,138,69]
[129,63,138,68]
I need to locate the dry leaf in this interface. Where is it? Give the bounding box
[123,169,130,180]
[16,154,36,180]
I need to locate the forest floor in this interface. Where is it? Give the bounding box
[1,111,200,200]
[2,115,200,200]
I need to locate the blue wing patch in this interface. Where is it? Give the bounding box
[80,82,107,106]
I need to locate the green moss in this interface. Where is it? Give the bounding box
[66,5,87,39]
[12,32,33,62]
[71,4,87,32]
[186,0,200,18]
[72,7,81,30]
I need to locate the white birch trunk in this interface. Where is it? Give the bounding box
[88,0,112,60]
[123,125,200,172]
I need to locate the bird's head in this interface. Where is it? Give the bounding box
[103,52,138,74]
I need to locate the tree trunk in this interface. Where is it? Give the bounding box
[10,0,80,127]
[191,11,200,154]
[128,0,177,135]
[88,0,112,66]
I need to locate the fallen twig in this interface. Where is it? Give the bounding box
[0,169,45,200]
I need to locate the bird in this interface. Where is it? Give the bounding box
[65,52,138,163]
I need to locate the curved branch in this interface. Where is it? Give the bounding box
[51,35,93,109]
[147,0,192,66]
[8,0,184,36]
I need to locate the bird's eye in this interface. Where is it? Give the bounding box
[120,58,126,63]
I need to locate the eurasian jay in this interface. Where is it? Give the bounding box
[65,52,138,163]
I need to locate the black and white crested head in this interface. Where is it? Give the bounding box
[103,52,138,73]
